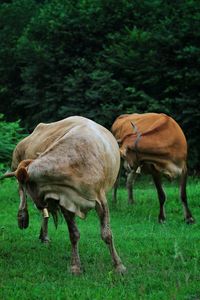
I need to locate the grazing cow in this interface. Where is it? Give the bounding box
[3,116,126,274]
[4,118,85,242]
[111,112,194,224]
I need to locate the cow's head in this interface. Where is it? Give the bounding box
[1,159,32,182]
[118,121,141,170]
[1,159,33,229]
[119,145,137,169]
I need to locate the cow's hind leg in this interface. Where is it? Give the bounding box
[180,169,194,224]
[152,171,166,223]
[96,196,126,274]
[61,208,81,275]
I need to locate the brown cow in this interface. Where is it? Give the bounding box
[3,116,126,274]
[111,112,194,224]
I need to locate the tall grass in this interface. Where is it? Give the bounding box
[0,176,200,300]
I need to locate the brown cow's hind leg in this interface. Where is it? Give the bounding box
[152,171,166,223]
[61,208,81,275]
[96,197,126,274]
[180,170,194,224]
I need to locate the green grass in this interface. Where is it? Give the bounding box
[1,176,200,300]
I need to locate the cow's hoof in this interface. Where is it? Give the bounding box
[128,199,134,205]
[71,265,82,275]
[158,218,166,224]
[115,263,127,275]
[185,217,195,224]
[158,215,166,224]
[17,209,29,229]
[40,237,50,244]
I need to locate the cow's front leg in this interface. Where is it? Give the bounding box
[126,170,137,205]
[61,208,81,275]
[17,183,29,229]
[39,208,50,243]
[112,164,121,204]
[96,197,126,274]
[112,175,120,204]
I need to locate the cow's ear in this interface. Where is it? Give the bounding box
[18,159,33,169]
[120,147,127,158]
[16,167,29,184]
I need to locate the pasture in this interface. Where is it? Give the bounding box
[0,176,200,300]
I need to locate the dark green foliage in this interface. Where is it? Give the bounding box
[0,114,25,165]
[0,0,38,120]
[0,0,200,169]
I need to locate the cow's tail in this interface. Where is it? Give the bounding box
[47,200,62,229]
[51,210,59,229]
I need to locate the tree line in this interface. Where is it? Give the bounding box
[0,0,200,170]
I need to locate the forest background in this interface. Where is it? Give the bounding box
[0,0,200,171]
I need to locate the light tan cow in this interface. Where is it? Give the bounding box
[7,117,91,242]
[3,116,126,274]
[111,112,194,224]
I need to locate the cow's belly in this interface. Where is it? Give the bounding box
[141,160,184,179]
[154,161,183,179]
[43,185,97,219]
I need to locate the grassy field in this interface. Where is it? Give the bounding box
[0,176,200,300]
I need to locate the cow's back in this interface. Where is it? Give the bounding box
[112,113,187,157]
[12,117,110,170]
[111,113,187,178]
